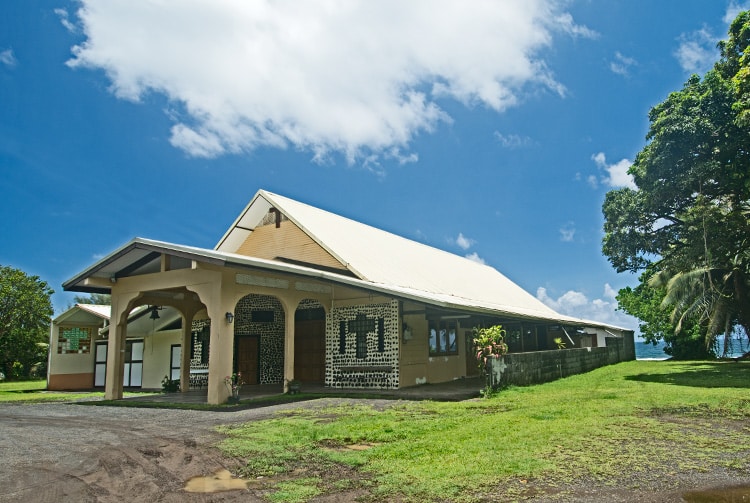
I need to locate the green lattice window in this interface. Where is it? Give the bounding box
[58,327,92,354]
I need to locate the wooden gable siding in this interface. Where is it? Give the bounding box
[235,221,347,271]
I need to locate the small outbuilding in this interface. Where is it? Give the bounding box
[54,189,634,404]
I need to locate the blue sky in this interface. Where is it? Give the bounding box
[1,1,746,329]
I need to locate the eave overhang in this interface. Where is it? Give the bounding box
[63,237,631,334]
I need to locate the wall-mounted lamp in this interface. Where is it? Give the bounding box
[225,312,234,323]
[110,275,117,284]
[402,322,412,342]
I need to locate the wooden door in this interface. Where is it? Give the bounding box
[237,336,259,385]
[294,320,326,383]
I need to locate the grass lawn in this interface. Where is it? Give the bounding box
[0,379,155,403]
[217,360,750,502]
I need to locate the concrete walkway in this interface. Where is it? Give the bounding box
[123,377,484,405]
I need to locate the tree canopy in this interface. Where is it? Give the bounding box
[0,265,54,379]
[603,11,750,357]
[73,293,111,306]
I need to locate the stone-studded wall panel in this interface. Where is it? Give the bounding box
[326,299,399,389]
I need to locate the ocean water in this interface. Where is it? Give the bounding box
[635,341,669,360]
[635,337,748,360]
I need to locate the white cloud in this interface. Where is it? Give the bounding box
[494,132,533,149]
[0,49,17,68]
[724,2,750,24]
[559,222,575,242]
[536,285,637,330]
[674,27,718,75]
[591,152,636,190]
[67,0,591,163]
[55,8,77,33]
[455,232,475,250]
[586,174,598,189]
[609,51,636,76]
[465,252,486,265]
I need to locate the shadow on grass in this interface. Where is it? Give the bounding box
[625,361,750,388]
[76,392,407,412]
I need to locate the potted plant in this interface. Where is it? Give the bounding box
[286,379,302,394]
[161,375,180,393]
[473,325,508,396]
[224,372,243,403]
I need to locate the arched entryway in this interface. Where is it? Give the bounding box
[231,295,328,386]
[233,294,285,385]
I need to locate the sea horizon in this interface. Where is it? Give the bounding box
[635,337,748,360]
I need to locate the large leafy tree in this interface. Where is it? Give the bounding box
[0,265,54,379]
[603,12,750,357]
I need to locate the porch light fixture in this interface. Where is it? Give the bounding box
[402,323,412,341]
[149,305,161,320]
[225,312,234,323]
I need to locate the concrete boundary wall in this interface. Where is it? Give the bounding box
[494,336,635,387]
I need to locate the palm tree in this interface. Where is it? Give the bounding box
[651,258,750,357]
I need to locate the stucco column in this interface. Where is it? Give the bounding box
[187,277,234,405]
[104,295,128,400]
[282,301,296,393]
[206,306,234,404]
[179,312,194,392]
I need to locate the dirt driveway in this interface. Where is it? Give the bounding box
[2,400,749,502]
[0,400,326,503]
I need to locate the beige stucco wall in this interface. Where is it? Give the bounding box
[141,330,182,389]
[399,309,472,387]
[49,318,182,390]
[399,313,429,386]
[48,321,103,390]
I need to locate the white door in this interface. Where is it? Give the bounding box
[94,342,107,387]
[125,340,144,387]
[94,340,144,388]
[170,345,181,380]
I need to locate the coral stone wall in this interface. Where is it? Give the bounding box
[326,299,400,389]
[234,294,285,384]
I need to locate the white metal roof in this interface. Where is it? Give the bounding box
[64,190,632,332]
[53,303,111,324]
[220,190,564,321]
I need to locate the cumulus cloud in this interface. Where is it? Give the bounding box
[452,232,485,263]
[675,27,718,75]
[455,232,475,250]
[724,2,750,24]
[559,222,576,242]
[465,252,486,265]
[591,152,636,190]
[536,284,637,329]
[0,49,17,68]
[609,51,636,76]
[67,0,591,163]
[494,132,533,149]
[55,8,77,32]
